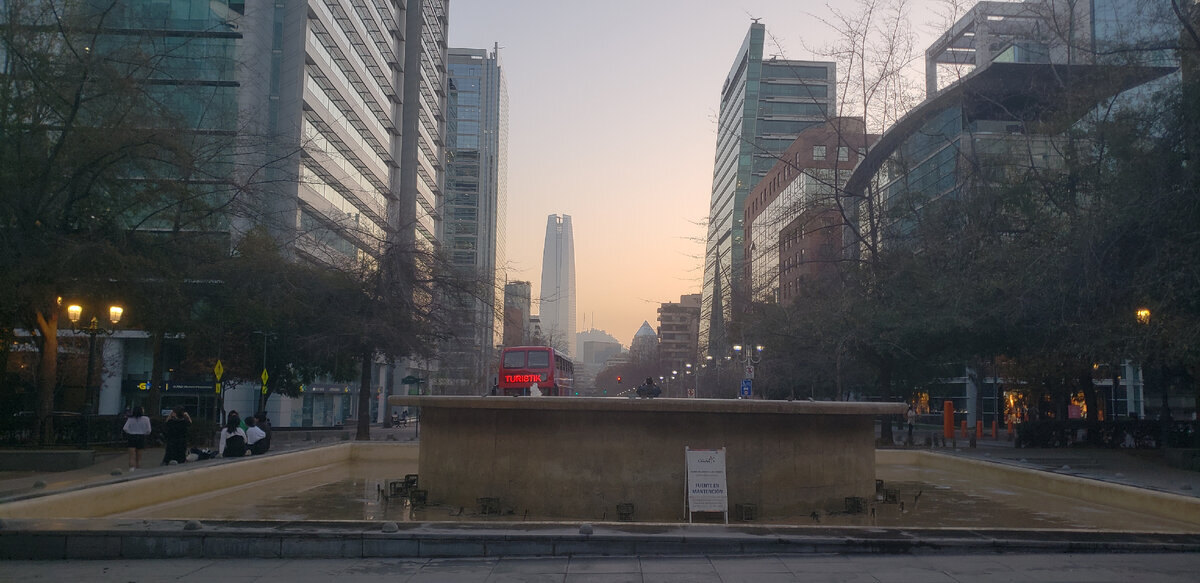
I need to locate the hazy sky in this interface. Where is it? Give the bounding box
[447,0,950,347]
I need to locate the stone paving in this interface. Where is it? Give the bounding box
[4,552,1200,582]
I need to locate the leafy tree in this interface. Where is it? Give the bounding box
[1,1,242,441]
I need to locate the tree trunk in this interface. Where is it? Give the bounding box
[879,361,895,444]
[34,309,59,445]
[1079,366,1100,445]
[148,331,164,417]
[1080,367,1098,420]
[384,358,396,419]
[356,351,373,441]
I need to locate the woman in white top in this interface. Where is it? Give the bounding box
[218,415,248,457]
[122,406,153,470]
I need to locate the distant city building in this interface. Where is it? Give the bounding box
[701,21,836,358]
[576,329,623,390]
[657,294,701,376]
[630,321,659,365]
[529,315,544,345]
[503,281,533,347]
[539,214,577,357]
[438,45,509,393]
[743,118,874,305]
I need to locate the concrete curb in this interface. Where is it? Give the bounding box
[2,520,1199,559]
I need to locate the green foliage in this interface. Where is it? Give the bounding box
[754,72,1199,418]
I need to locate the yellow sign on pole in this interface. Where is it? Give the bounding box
[214,360,224,381]
[215,382,222,395]
[261,368,269,395]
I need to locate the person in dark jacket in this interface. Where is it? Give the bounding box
[162,406,191,465]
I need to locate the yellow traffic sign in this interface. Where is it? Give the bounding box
[214,360,224,381]
[215,381,221,395]
[261,368,269,384]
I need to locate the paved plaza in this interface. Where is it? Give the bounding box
[3,424,1199,579]
[5,552,1200,582]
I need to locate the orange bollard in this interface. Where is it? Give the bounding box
[976,423,983,439]
[943,401,955,439]
[961,420,968,438]
[992,420,998,439]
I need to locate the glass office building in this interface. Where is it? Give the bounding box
[700,22,835,356]
[440,46,509,392]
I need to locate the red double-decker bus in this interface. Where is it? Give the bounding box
[497,346,574,396]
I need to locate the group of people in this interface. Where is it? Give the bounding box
[217,410,272,458]
[119,406,272,471]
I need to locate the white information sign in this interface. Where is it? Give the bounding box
[685,447,728,522]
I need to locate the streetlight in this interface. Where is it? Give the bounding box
[66,303,125,415]
[732,343,764,398]
[1135,307,1170,426]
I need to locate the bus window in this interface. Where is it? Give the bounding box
[502,350,526,369]
[528,350,550,368]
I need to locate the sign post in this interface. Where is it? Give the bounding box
[213,360,224,394]
[739,378,752,398]
[685,447,728,524]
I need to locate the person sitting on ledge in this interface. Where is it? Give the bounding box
[636,377,661,399]
[246,416,269,455]
[219,415,247,458]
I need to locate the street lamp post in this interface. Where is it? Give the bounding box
[732,343,764,398]
[1137,307,1172,448]
[66,304,124,419]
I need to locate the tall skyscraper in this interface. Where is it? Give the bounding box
[240,0,450,413]
[238,1,449,266]
[539,214,577,357]
[439,45,509,391]
[700,22,836,356]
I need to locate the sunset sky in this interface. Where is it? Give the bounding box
[447,0,950,346]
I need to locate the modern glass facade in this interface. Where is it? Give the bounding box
[71,1,243,235]
[231,0,406,267]
[700,22,835,355]
[440,46,509,391]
